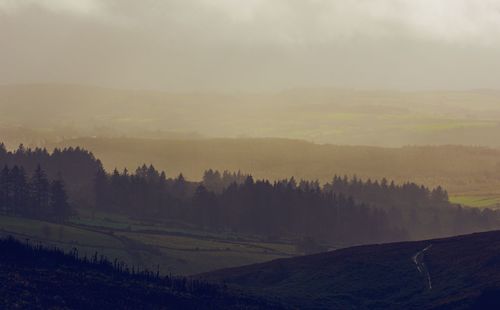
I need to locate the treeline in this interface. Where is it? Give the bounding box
[2,143,500,246]
[95,167,500,244]
[0,143,101,208]
[95,167,403,245]
[202,169,250,192]
[0,165,71,221]
[324,175,449,208]
[323,175,499,239]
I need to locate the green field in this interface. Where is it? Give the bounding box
[450,195,500,209]
[0,213,295,275]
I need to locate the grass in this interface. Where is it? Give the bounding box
[0,213,295,275]
[405,120,496,133]
[0,216,120,248]
[449,195,500,209]
[0,237,281,309]
[115,231,295,274]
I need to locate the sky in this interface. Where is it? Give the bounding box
[1,0,500,91]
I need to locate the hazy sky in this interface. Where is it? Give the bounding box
[1,0,500,91]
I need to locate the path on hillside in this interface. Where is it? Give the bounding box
[412,244,433,290]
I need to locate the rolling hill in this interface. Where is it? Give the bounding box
[51,137,500,200]
[0,236,284,309]
[3,226,500,309]
[199,230,500,309]
[2,84,500,147]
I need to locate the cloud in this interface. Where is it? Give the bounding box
[360,0,500,44]
[0,0,105,16]
[108,0,500,47]
[208,0,500,45]
[1,0,500,91]
[2,0,500,44]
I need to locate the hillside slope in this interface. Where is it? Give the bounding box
[0,237,283,309]
[199,231,500,309]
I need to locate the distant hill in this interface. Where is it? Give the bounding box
[2,84,500,147]
[199,230,500,309]
[52,137,500,196]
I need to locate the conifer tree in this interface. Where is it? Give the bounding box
[30,165,50,217]
[50,178,71,222]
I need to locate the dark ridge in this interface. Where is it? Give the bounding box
[199,230,500,310]
[0,236,285,309]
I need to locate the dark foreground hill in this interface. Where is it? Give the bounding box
[199,230,500,310]
[0,237,283,310]
[3,231,500,310]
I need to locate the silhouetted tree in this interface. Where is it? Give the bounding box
[0,166,11,214]
[94,165,109,213]
[30,165,50,217]
[0,164,71,221]
[10,166,29,216]
[50,178,71,222]
[0,144,102,209]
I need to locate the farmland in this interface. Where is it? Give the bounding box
[0,213,295,275]
[450,195,500,209]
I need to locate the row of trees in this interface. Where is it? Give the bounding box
[93,166,500,245]
[202,169,250,193]
[0,165,71,221]
[95,167,405,245]
[324,175,449,208]
[0,143,101,208]
[2,143,500,245]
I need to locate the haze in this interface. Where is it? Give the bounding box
[4,2,500,308]
[1,0,500,91]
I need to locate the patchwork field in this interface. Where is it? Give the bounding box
[0,213,295,275]
[4,85,500,148]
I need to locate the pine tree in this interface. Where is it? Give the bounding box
[173,173,187,199]
[30,165,50,217]
[0,166,11,214]
[50,179,71,222]
[0,143,6,157]
[94,165,109,213]
[10,166,29,216]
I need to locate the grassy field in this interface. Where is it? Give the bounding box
[450,195,500,209]
[0,213,295,275]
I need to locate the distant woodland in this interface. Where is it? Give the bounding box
[0,165,70,221]
[51,137,500,197]
[1,143,499,248]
